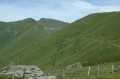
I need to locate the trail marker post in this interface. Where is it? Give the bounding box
[98,65,100,75]
[112,64,114,74]
[12,75,14,79]
[88,66,90,76]
[62,69,65,78]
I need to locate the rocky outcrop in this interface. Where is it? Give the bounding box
[65,63,82,70]
[0,65,56,79]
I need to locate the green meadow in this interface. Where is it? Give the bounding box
[0,12,120,79]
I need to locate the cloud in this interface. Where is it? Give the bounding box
[0,0,120,22]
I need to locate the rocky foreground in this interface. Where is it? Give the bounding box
[0,65,56,79]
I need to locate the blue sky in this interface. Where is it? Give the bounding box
[0,0,120,22]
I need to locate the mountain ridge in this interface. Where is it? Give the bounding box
[0,12,120,71]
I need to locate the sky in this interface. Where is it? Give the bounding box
[0,0,120,22]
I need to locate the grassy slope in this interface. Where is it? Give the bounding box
[37,12,120,70]
[0,12,120,79]
[0,12,120,72]
[38,18,69,28]
[53,12,120,64]
[0,18,36,47]
[0,18,69,68]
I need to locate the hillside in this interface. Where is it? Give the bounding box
[0,18,69,68]
[38,18,69,30]
[38,12,120,69]
[50,12,120,68]
[0,11,120,73]
[52,12,120,67]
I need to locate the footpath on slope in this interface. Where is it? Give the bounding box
[81,37,120,48]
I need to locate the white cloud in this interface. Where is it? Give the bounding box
[0,0,120,22]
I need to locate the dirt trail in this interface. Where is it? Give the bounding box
[82,37,120,48]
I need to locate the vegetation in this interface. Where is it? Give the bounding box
[38,18,69,29]
[0,75,24,79]
[53,62,120,79]
[0,12,120,78]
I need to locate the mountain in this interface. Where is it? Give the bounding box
[38,18,69,30]
[0,19,36,47]
[0,18,69,68]
[0,12,120,72]
[51,12,120,68]
[39,12,120,69]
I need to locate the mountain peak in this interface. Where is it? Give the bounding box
[39,18,56,22]
[23,18,36,23]
[38,18,69,29]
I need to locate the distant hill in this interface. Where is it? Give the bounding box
[38,18,69,30]
[0,18,69,68]
[0,12,120,72]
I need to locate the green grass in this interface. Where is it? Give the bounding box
[0,12,120,78]
[0,75,24,79]
[1,62,120,79]
[0,18,69,68]
[48,62,120,79]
